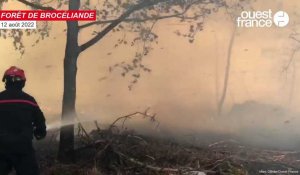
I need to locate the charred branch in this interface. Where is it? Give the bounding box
[109,108,158,131]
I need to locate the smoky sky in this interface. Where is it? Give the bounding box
[1,0,300,149]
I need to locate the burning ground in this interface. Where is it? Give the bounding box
[35,125,300,175]
[33,101,300,175]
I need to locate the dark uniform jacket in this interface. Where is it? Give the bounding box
[0,89,46,154]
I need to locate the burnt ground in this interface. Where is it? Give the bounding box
[33,128,300,175]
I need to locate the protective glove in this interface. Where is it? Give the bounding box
[34,128,46,140]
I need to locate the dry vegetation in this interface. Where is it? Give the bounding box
[34,114,300,175]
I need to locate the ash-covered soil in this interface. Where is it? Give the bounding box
[34,128,300,175]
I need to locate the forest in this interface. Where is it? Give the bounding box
[0,0,300,174]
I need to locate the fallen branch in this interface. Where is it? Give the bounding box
[75,139,107,152]
[77,122,94,144]
[117,151,180,173]
[108,108,159,131]
[116,151,214,174]
[94,120,101,131]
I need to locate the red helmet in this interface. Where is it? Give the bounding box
[2,66,26,82]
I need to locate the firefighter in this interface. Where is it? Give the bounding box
[0,66,46,175]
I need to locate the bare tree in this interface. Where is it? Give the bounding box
[216,0,252,116]
[217,24,236,116]
[282,29,300,107]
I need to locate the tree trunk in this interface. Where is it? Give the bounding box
[217,25,236,116]
[214,33,220,117]
[288,62,296,107]
[58,0,80,163]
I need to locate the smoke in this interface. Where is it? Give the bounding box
[1,0,300,150]
[222,101,300,150]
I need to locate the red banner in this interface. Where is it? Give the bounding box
[0,10,96,21]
